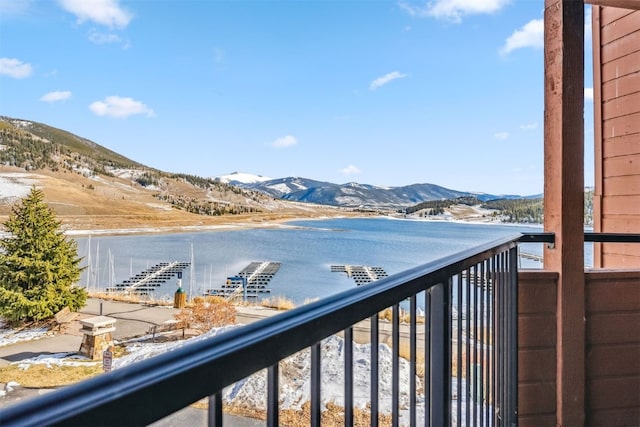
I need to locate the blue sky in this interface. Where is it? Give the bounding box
[1,0,594,195]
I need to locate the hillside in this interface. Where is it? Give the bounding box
[0,117,355,233]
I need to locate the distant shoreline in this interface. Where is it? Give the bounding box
[60,213,544,238]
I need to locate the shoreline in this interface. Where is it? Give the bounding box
[60,213,546,238]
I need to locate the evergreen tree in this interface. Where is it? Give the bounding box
[0,187,86,322]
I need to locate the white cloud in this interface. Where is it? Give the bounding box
[369,71,407,90]
[500,19,543,56]
[88,29,122,45]
[58,0,132,29]
[584,87,593,102]
[494,131,509,140]
[0,58,33,79]
[400,0,510,23]
[520,123,537,131]
[89,96,155,118]
[271,135,298,148]
[341,164,361,176]
[40,91,72,102]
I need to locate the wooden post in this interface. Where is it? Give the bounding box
[543,1,586,425]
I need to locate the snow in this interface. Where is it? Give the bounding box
[0,321,492,425]
[269,183,294,193]
[0,173,40,201]
[0,322,49,348]
[216,172,272,185]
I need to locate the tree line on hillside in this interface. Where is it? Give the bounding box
[154,194,261,216]
[0,129,68,171]
[403,191,594,226]
[0,128,135,173]
[1,126,268,218]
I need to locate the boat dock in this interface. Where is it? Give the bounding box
[107,261,191,295]
[331,265,388,285]
[207,261,281,300]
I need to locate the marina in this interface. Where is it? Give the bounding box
[206,261,282,301]
[106,261,191,295]
[331,265,388,285]
[76,218,551,304]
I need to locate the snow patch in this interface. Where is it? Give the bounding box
[0,173,41,201]
[216,172,272,185]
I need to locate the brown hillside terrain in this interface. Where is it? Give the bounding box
[0,167,357,234]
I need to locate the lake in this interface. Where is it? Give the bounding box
[75,218,550,303]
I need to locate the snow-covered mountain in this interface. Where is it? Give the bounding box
[214,173,521,209]
[214,172,272,185]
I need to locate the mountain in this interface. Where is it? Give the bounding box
[0,117,345,231]
[220,174,521,209]
[216,172,272,185]
[0,115,528,232]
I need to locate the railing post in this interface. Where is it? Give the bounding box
[345,327,353,427]
[208,393,222,427]
[508,246,519,425]
[392,304,400,427]
[371,313,379,427]
[429,280,451,426]
[267,364,279,427]
[409,295,417,427]
[311,342,322,427]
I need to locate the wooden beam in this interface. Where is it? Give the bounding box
[584,0,640,10]
[592,6,604,267]
[543,0,586,426]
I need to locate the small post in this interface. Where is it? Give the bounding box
[102,346,114,373]
[174,279,186,309]
[243,277,247,302]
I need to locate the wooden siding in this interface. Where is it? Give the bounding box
[593,7,640,268]
[519,270,640,426]
[518,271,558,427]
[585,270,640,426]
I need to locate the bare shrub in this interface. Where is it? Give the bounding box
[259,296,296,311]
[175,296,236,332]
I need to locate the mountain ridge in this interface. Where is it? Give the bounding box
[215,172,528,209]
[0,116,543,231]
[0,116,351,231]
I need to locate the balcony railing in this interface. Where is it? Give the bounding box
[8,233,637,426]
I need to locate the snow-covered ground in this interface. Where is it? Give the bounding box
[0,321,49,348]
[0,322,490,425]
[0,173,40,202]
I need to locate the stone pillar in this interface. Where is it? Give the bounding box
[79,316,116,360]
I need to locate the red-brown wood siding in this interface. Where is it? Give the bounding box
[519,270,640,426]
[518,271,558,427]
[585,270,640,426]
[593,7,640,268]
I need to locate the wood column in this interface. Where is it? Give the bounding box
[591,5,604,268]
[543,1,586,426]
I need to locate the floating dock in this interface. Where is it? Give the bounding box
[331,265,388,285]
[206,261,281,300]
[107,261,191,295]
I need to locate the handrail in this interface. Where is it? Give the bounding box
[584,232,640,243]
[518,232,640,244]
[0,234,522,426]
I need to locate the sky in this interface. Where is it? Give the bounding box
[0,0,595,196]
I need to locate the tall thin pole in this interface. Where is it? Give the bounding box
[189,244,194,301]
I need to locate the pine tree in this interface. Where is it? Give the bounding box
[0,187,86,322]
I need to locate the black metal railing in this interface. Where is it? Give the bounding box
[0,235,524,427]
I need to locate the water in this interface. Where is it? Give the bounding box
[76,218,547,303]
